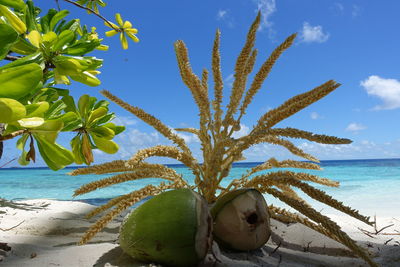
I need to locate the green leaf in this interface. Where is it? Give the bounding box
[52,29,74,51]
[0,98,26,123]
[62,119,82,132]
[18,151,30,166]
[88,107,107,124]
[34,135,63,170]
[93,100,109,109]
[90,126,115,140]
[40,8,57,33]
[57,112,81,131]
[58,19,80,33]
[92,134,118,154]
[0,4,26,34]
[103,122,125,135]
[34,134,74,166]
[16,134,29,150]
[17,117,45,128]
[62,95,78,113]
[65,39,100,55]
[0,0,25,10]
[27,119,63,143]
[70,71,101,87]
[0,52,43,71]
[25,0,38,32]
[0,24,18,60]
[71,135,85,164]
[78,94,90,119]
[10,36,38,55]
[0,63,43,99]
[94,113,115,125]
[25,101,50,117]
[44,99,67,119]
[49,10,70,31]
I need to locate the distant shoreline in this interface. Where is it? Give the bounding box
[1,157,400,170]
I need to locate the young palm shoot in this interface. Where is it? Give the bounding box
[72,12,377,267]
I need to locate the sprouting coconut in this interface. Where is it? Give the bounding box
[119,188,213,266]
[211,188,271,251]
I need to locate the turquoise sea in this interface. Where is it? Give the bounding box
[1,158,399,216]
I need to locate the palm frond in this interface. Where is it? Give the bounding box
[247,174,369,224]
[254,80,340,130]
[73,169,180,197]
[211,29,224,132]
[101,90,194,157]
[267,127,352,144]
[238,33,297,120]
[264,187,377,267]
[69,160,128,176]
[222,12,261,127]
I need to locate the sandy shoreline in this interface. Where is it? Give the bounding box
[1,199,399,266]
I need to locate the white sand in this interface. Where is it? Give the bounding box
[0,199,399,267]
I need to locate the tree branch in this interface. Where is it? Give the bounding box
[0,130,27,141]
[61,0,121,32]
[4,55,22,61]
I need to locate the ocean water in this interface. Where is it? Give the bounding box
[0,159,399,216]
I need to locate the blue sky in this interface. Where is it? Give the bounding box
[3,0,400,166]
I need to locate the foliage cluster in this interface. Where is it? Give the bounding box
[0,0,138,169]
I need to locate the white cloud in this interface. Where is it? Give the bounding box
[216,9,234,28]
[224,73,234,88]
[176,132,199,144]
[300,22,330,43]
[345,123,366,132]
[113,116,137,126]
[352,4,361,17]
[232,124,250,139]
[332,2,344,14]
[217,10,227,19]
[360,75,400,110]
[310,112,322,120]
[253,0,276,37]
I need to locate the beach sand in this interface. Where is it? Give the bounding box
[0,199,399,266]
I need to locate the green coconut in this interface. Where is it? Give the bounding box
[211,188,271,251]
[119,188,212,266]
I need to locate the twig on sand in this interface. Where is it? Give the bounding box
[375,224,395,235]
[358,227,375,238]
[269,242,281,256]
[359,215,396,236]
[0,220,24,231]
[384,238,393,245]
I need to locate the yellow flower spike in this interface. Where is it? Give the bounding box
[105,30,118,37]
[115,13,124,26]
[104,21,119,29]
[104,14,139,49]
[120,33,128,50]
[126,31,139,43]
[27,30,42,47]
[123,21,132,29]
[126,28,138,34]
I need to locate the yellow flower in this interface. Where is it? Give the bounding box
[104,13,139,50]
